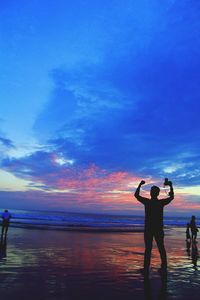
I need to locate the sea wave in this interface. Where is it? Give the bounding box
[0,209,197,232]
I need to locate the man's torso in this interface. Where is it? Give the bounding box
[2,212,11,221]
[144,200,164,232]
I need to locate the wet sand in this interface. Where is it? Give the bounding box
[0,227,199,300]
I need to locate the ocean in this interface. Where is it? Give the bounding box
[0,209,197,231]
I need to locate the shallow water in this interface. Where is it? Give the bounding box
[0,227,199,299]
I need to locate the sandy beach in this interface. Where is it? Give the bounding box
[0,227,199,300]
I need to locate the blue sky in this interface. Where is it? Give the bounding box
[1,0,200,214]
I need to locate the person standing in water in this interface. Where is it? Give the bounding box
[1,209,11,238]
[134,179,174,274]
[190,215,198,242]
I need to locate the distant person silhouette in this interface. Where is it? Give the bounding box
[134,179,174,274]
[186,223,191,241]
[190,215,198,242]
[1,209,11,237]
[185,234,198,269]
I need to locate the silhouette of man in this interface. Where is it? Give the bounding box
[1,209,11,237]
[190,215,198,242]
[134,180,174,274]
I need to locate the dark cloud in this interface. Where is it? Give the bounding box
[0,136,15,148]
[1,151,63,186]
[42,55,200,182]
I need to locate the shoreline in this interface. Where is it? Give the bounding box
[4,223,184,233]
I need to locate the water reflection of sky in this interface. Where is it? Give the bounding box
[0,228,199,299]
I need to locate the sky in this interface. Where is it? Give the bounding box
[1,0,200,215]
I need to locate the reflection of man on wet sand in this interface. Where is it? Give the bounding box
[144,270,167,300]
[134,179,174,275]
[0,235,7,259]
[1,209,11,237]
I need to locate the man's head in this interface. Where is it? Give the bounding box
[150,185,160,198]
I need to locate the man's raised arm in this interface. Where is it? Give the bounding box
[161,181,174,206]
[134,180,149,204]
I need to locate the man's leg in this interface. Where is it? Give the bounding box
[5,224,9,235]
[155,230,167,269]
[144,230,153,271]
[1,224,5,237]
